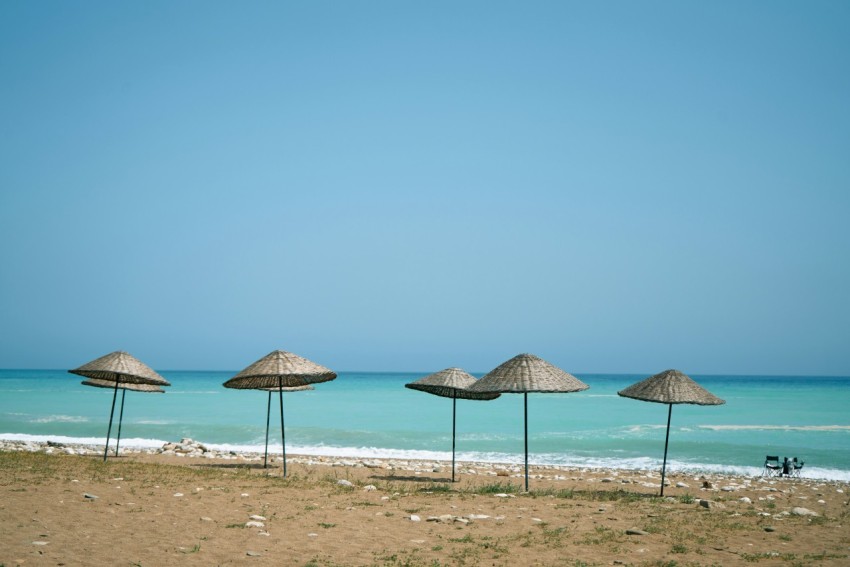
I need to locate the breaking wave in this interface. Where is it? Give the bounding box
[699,425,850,432]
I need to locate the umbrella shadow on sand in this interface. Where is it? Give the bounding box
[185,462,273,472]
[368,474,455,483]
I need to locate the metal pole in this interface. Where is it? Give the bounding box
[524,392,529,492]
[660,404,672,496]
[451,391,457,483]
[115,388,126,456]
[103,380,119,462]
[264,390,271,469]
[279,377,286,477]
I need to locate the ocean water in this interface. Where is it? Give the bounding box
[1,370,849,481]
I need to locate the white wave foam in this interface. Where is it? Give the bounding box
[625,425,667,433]
[30,415,88,424]
[203,442,455,462]
[699,425,850,432]
[4,433,850,482]
[0,433,167,449]
[456,433,516,442]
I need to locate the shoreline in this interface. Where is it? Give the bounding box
[4,433,850,482]
[2,437,848,489]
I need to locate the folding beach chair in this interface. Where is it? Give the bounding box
[763,455,782,477]
[790,458,804,478]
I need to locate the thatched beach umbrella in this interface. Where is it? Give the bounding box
[81,379,164,458]
[405,368,500,482]
[259,385,313,469]
[223,350,336,476]
[618,369,725,496]
[467,353,589,491]
[69,351,170,462]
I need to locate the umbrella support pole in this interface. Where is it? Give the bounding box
[524,392,529,492]
[103,381,119,462]
[451,393,457,483]
[115,389,126,457]
[264,391,272,469]
[660,404,672,496]
[279,381,287,477]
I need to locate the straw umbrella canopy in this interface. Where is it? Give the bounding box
[223,350,337,476]
[618,369,725,495]
[81,379,165,458]
[81,379,165,393]
[69,351,170,386]
[258,384,313,469]
[467,353,589,491]
[69,351,170,462]
[405,368,500,482]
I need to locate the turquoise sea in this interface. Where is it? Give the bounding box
[1,370,849,481]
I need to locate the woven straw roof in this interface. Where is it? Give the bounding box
[405,368,501,400]
[69,351,170,386]
[223,350,337,389]
[81,379,165,393]
[467,353,589,394]
[259,384,314,392]
[617,369,725,405]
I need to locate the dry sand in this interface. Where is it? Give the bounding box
[1,442,848,566]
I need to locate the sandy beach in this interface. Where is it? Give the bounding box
[1,441,848,566]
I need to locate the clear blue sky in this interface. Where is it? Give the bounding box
[1,1,848,375]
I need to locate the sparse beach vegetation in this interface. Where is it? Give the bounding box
[1,446,848,566]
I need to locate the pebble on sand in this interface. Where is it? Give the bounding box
[245,521,265,528]
[699,499,725,510]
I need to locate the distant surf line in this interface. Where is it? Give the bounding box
[698,425,850,432]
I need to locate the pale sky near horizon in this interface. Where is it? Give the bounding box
[1,1,848,375]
